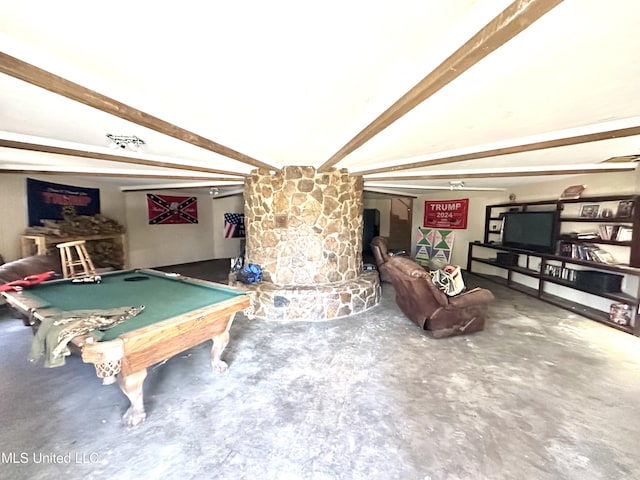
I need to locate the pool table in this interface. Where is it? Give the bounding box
[1,268,251,427]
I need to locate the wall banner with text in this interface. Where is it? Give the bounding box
[423,198,469,229]
[27,178,100,226]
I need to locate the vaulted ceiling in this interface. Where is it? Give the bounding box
[1,0,640,197]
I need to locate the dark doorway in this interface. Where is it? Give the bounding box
[362,208,380,255]
[388,197,413,254]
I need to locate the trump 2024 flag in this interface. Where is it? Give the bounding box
[147,194,198,224]
[224,213,245,238]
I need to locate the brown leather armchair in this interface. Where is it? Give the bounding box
[370,236,410,283]
[384,255,494,338]
[370,236,392,282]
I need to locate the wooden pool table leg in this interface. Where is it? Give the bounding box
[211,331,230,373]
[118,369,148,427]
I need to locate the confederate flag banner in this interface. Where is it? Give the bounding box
[147,194,198,224]
[423,198,469,229]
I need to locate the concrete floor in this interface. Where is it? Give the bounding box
[1,262,639,480]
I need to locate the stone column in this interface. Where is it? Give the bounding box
[244,166,364,285]
[236,166,380,321]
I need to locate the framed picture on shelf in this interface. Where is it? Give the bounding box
[600,208,614,219]
[616,200,635,219]
[579,204,600,218]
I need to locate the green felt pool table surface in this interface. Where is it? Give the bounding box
[13,269,246,341]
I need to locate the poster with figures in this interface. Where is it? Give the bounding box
[415,228,455,267]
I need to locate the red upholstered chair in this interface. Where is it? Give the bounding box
[384,255,494,338]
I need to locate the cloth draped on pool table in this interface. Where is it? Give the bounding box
[29,305,146,367]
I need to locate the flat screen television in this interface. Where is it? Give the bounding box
[501,211,559,253]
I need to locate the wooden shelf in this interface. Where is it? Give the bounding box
[557,237,632,247]
[471,193,640,336]
[472,241,640,274]
[539,291,635,335]
[510,265,540,278]
[469,244,639,336]
[471,257,501,268]
[20,233,127,269]
[560,216,633,223]
[539,274,635,304]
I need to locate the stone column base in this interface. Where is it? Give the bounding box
[229,271,381,321]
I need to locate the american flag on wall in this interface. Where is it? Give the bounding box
[224,213,245,238]
[147,194,198,224]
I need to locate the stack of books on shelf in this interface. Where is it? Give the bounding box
[545,264,577,282]
[557,241,617,264]
[575,232,599,240]
[598,225,632,241]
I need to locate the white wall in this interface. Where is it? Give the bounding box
[505,170,639,202]
[409,170,640,268]
[124,190,216,268]
[0,174,29,261]
[410,191,503,267]
[212,195,245,259]
[364,192,500,267]
[0,174,243,267]
[125,191,245,267]
[2,170,639,268]
[0,174,126,262]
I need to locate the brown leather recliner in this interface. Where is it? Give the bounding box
[370,236,392,283]
[384,255,494,338]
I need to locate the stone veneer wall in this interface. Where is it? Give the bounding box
[244,166,364,285]
[236,166,380,321]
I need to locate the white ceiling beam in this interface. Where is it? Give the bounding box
[0,139,246,178]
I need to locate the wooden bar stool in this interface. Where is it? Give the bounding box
[56,240,97,278]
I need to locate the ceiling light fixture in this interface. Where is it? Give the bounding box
[449,180,465,190]
[106,134,145,152]
[209,187,220,197]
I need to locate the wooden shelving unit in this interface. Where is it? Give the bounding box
[21,233,127,270]
[469,194,640,336]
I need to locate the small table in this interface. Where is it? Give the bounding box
[2,269,251,426]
